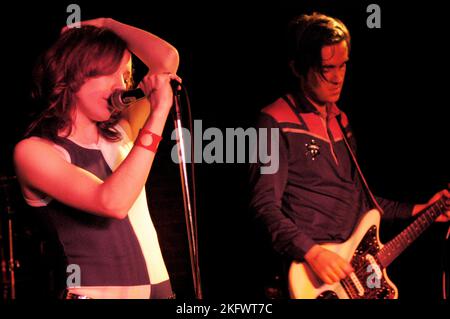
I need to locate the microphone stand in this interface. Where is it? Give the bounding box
[0,176,17,300]
[0,203,8,300]
[171,83,202,299]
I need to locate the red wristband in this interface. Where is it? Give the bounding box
[135,129,162,153]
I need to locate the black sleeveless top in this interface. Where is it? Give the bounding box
[32,137,150,287]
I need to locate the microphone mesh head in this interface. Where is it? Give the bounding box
[108,88,145,113]
[109,89,127,112]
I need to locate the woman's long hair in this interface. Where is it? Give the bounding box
[26,25,132,142]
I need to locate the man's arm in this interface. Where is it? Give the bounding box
[375,196,415,220]
[249,113,317,260]
[250,112,355,284]
[377,189,450,222]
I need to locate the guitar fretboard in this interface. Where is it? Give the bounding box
[377,197,448,268]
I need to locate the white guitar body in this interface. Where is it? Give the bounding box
[288,209,398,299]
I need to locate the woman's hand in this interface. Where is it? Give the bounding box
[138,72,182,118]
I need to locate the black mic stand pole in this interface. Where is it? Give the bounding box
[0,176,17,300]
[171,84,202,299]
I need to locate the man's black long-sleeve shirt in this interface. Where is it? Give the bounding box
[249,93,414,261]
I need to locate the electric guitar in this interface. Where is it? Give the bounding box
[288,195,449,299]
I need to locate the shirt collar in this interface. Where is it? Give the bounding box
[289,91,341,120]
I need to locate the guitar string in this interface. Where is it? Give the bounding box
[379,198,446,264]
[341,244,387,299]
[325,198,448,298]
[349,198,448,298]
[340,278,357,298]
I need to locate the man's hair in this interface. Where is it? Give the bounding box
[26,26,132,141]
[288,12,351,78]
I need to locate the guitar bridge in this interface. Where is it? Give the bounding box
[341,225,396,299]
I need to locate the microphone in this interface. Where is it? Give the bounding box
[170,79,182,93]
[109,88,146,111]
[109,79,182,111]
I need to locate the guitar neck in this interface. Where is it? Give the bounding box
[377,197,448,268]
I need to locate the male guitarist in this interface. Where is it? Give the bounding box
[248,12,449,298]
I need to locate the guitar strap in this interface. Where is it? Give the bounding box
[336,114,384,215]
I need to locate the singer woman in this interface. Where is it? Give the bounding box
[13,18,180,299]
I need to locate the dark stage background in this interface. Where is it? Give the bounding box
[0,0,448,300]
